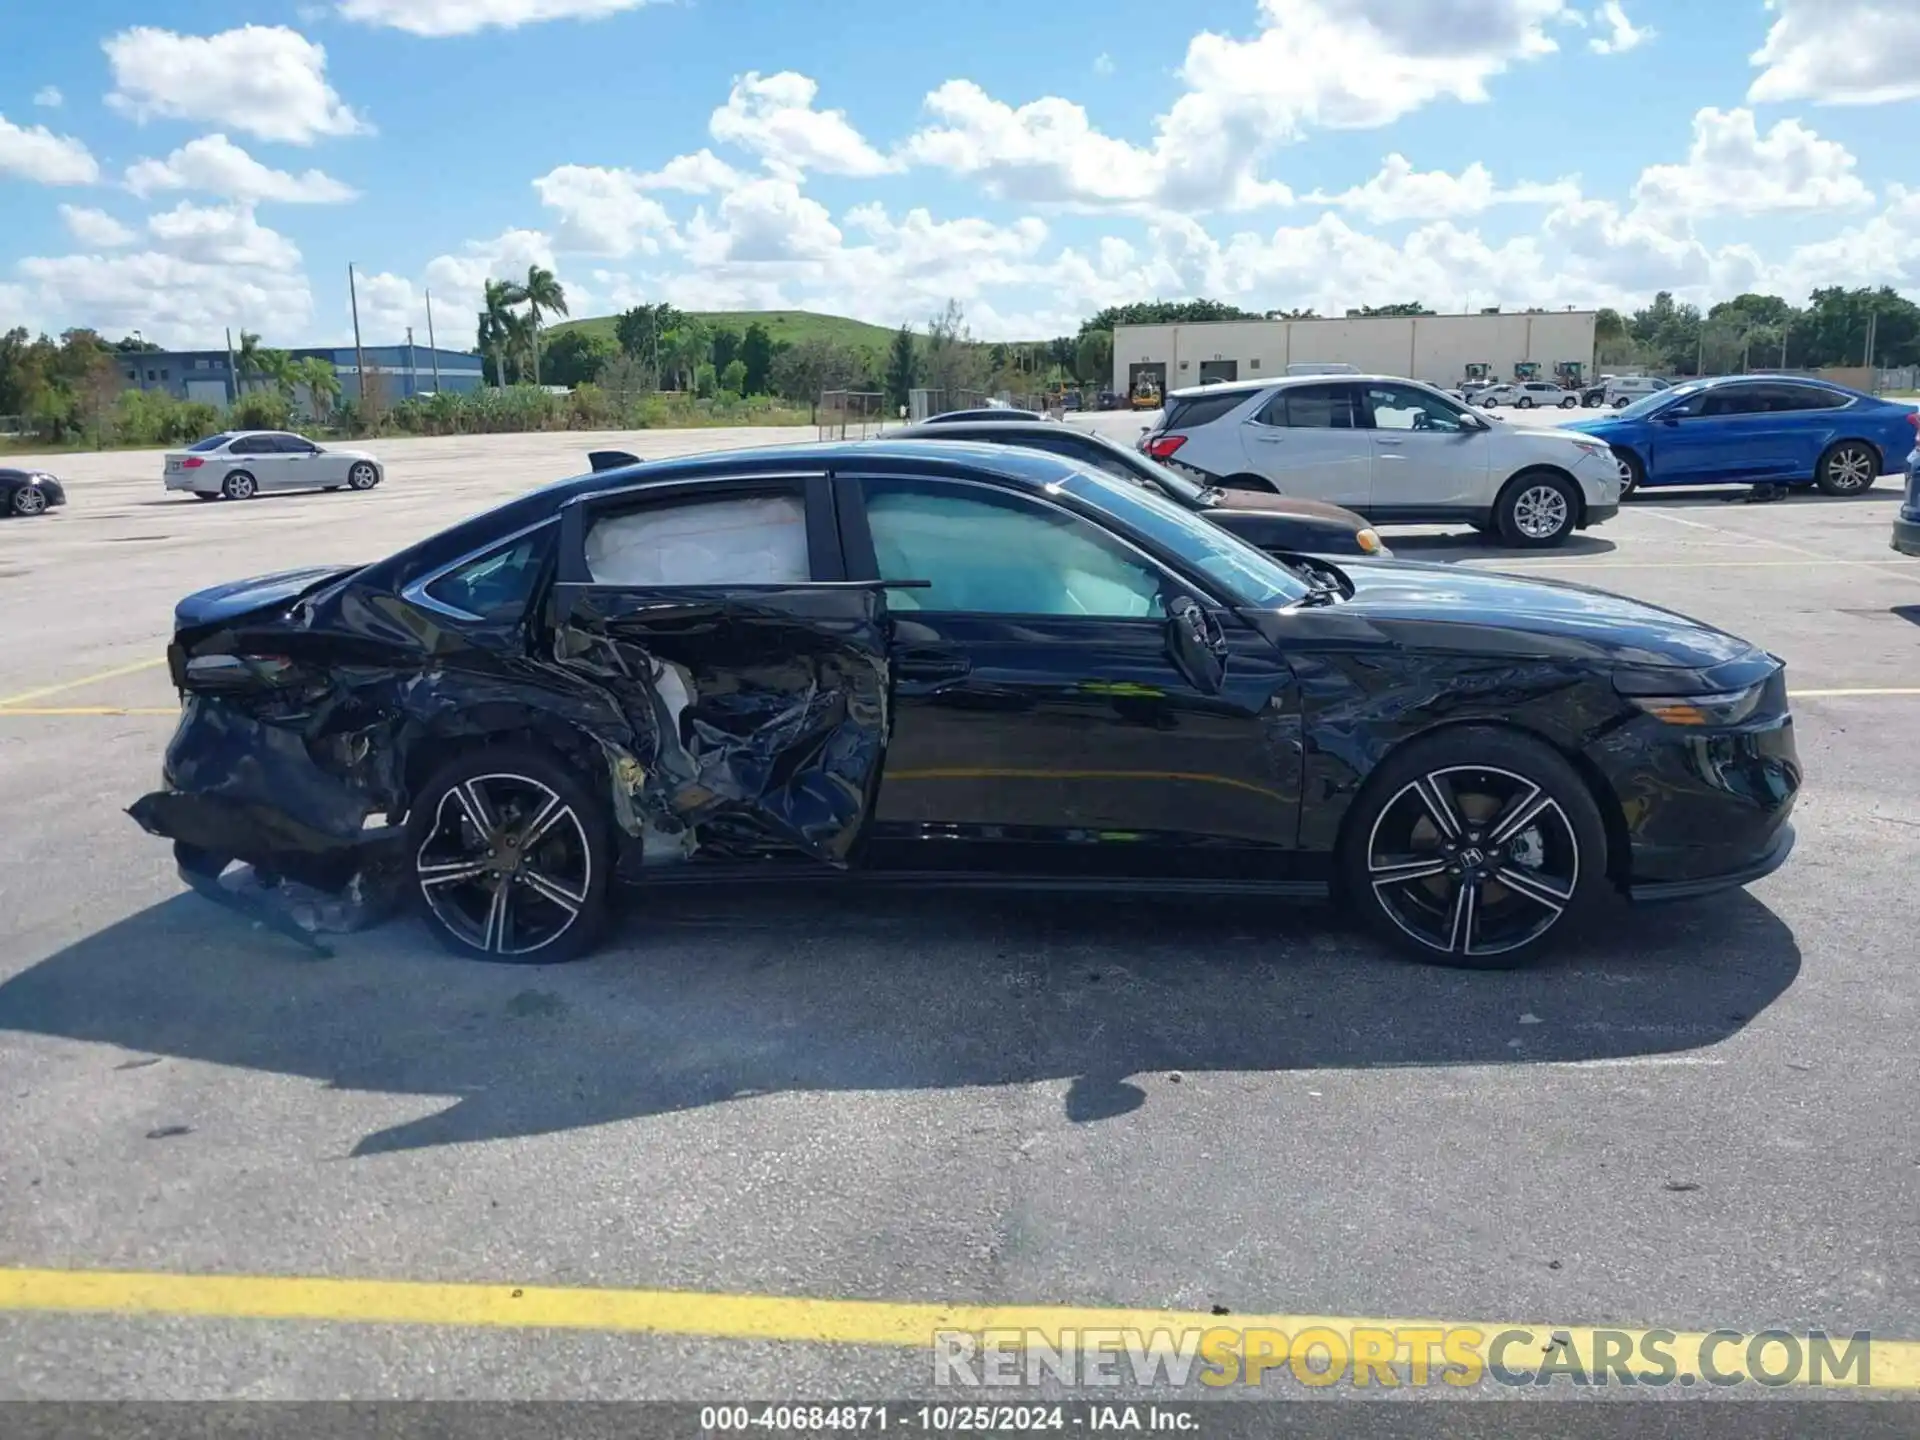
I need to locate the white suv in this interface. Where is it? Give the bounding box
[1138,374,1623,547]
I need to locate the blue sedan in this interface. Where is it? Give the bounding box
[1564,374,1920,498]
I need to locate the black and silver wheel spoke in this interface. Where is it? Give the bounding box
[1369,855,1451,888]
[520,794,572,848]
[1494,865,1572,912]
[521,866,585,913]
[480,882,512,954]
[1447,880,1479,954]
[452,779,497,835]
[1488,783,1552,845]
[418,857,490,888]
[1413,774,1463,839]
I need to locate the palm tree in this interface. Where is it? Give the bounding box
[293,356,341,423]
[256,348,297,399]
[480,279,518,387]
[235,331,263,395]
[517,265,568,386]
[501,309,536,386]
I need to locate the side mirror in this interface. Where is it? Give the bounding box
[1165,594,1226,694]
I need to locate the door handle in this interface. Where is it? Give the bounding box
[896,649,971,681]
[1374,437,1404,447]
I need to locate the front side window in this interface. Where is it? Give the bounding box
[1361,383,1470,434]
[423,526,555,623]
[1255,384,1357,429]
[584,492,809,587]
[1695,386,1765,418]
[863,479,1166,618]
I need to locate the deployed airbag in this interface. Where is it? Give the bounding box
[585,495,809,586]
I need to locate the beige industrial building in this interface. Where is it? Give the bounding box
[1112,311,1600,399]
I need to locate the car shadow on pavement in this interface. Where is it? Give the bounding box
[0,885,1800,1156]
[1384,534,1619,561]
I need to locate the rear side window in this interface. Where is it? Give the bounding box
[1766,384,1851,412]
[423,527,555,623]
[1255,384,1357,429]
[188,433,233,452]
[1163,391,1255,430]
[584,494,810,586]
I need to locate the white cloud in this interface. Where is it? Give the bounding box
[1632,108,1874,223]
[336,0,656,36]
[14,251,313,347]
[353,271,424,340]
[640,149,747,194]
[33,86,63,108]
[59,206,136,248]
[422,228,561,328]
[533,165,679,256]
[0,113,99,185]
[146,202,305,270]
[1309,155,1579,222]
[104,26,371,145]
[125,134,358,204]
[709,71,895,179]
[1749,0,1920,106]
[1093,53,1115,76]
[1764,186,1920,296]
[902,0,1572,214]
[685,178,844,264]
[1587,2,1651,55]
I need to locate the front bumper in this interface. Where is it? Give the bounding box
[1629,823,1795,902]
[1894,515,1920,557]
[1583,501,1620,527]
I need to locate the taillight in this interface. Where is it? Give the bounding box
[182,456,204,469]
[1145,434,1187,460]
[182,653,299,692]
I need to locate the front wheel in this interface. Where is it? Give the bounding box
[1340,726,1607,969]
[406,745,612,964]
[347,461,380,491]
[1516,397,1535,409]
[9,485,49,517]
[1494,472,1577,547]
[1815,442,1878,497]
[1560,396,1578,409]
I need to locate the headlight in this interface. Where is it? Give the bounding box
[1570,440,1611,460]
[1625,684,1766,727]
[1355,527,1386,555]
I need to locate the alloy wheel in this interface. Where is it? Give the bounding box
[348,462,379,490]
[1615,453,1639,498]
[11,486,48,516]
[1365,766,1579,959]
[415,772,593,957]
[224,473,256,500]
[1512,484,1570,539]
[1825,446,1874,493]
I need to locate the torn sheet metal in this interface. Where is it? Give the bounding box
[557,584,892,865]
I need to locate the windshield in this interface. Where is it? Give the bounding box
[1614,382,1702,420]
[188,433,234,452]
[1049,467,1312,607]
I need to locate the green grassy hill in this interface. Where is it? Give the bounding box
[546,308,900,355]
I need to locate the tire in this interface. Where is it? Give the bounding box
[1339,725,1607,969]
[406,743,612,964]
[347,461,380,491]
[1814,441,1879,497]
[1516,397,1535,409]
[1494,470,1578,547]
[1612,396,1630,408]
[1613,447,1645,500]
[1559,396,1578,409]
[8,485,49,517]
[1223,472,1280,494]
[221,470,257,501]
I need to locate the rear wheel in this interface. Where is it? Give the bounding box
[1494,471,1577,547]
[1340,726,1606,969]
[221,470,257,501]
[406,744,612,964]
[1815,441,1879,496]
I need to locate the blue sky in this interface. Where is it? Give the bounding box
[3,0,1918,348]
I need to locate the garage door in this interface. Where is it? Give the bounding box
[1198,360,1238,384]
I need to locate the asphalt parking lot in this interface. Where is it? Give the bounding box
[0,419,1916,1402]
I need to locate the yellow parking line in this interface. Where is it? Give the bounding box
[0,706,176,716]
[0,657,166,709]
[1790,687,1920,698]
[0,1266,1914,1389]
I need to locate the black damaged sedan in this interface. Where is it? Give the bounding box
[130,439,1801,969]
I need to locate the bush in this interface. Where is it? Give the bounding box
[231,391,293,430]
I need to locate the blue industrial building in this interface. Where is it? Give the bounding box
[119,343,485,408]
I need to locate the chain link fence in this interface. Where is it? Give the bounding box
[817,390,887,441]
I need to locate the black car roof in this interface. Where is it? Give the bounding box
[367,439,1085,589]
